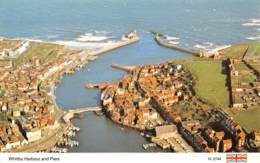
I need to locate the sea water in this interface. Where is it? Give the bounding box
[1,0,260,152]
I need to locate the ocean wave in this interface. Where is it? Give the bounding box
[208,45,231,53]
[193,42,214,50]
[46,35,59,39]
[203,42,214,46]
[76,31,113,42]
[246,35,260,40]
[194,44,208,50]
[194,42,230,52]
[0,33,118,51]
[54,40,117,50]
[242,22,260,27]
[250,19,260,23]
[165,35,179,41]
[94,30,111,34]
[24,38,43,42]
[168,41,179,45]
[242,19,260,27]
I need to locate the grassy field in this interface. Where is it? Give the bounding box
[14,42,63,66]
[227,107,260,132]
[233,63,251,71]
[219,42,260,59]
[180,59,230,108]
[246,42,260,57]
[232,72,257,83]
[219,44,248,59]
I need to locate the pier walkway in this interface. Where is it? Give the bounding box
[154,35,200,57]
[111,63,137,72]
[89,36,140,57]
[63,106,102,122]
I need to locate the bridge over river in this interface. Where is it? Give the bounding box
[63,106,102,123]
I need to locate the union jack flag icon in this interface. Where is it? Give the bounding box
[226,153,247,163]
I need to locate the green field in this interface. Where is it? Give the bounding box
[14,42,63,66]
[233,63,251,71]
[234,75,257,83]
[219,44,248,59]
[219,42,260,59]
[246,42,260,57]
[227,107,260,132]
[182,60,230,108]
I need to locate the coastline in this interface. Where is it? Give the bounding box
[12,32,140,152]
[2,31,259,153]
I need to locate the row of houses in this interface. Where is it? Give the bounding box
[228,59,260,108]
[213,109,246,150]
[0,43,84,151]
[173,108,246,152]
[101,63,192,130]
[137,63,191,125]
[0,125,29,152]
[101,67,161,129]
[179,117,245,153]
[100,61,252,152]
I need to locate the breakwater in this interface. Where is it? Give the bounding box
[89,36,140,57]
[154,35,200,57]
[111,63,137,72]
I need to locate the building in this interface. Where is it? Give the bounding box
[5,136,20,150]
[221,139,233,152]
[25,128,42,142]
[215,110,246,150]
[155,125,178,139]
[0,140,5,152]
[253,131,260,142]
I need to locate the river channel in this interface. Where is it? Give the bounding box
[55,32,190,152]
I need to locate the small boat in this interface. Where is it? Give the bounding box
[85,83,95,89]
[142,143,157,150]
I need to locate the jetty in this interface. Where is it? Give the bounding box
[89,31,140,57]
[153,33,200,57]
[63,106,102,122]
[111,63,137,72]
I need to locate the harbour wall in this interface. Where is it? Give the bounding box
[154,36,200,57]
